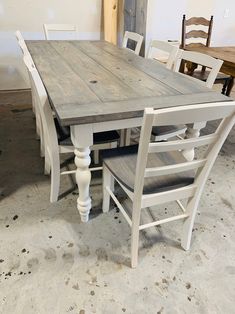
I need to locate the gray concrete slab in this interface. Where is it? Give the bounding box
[0,97,234,314]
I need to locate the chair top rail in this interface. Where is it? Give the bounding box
[177,50,223,69]
[15,30,24,42]
[152,102,235,126]
[43,24,77,31]
[123,31,143,43]
[148,134,218,153]
[185,16,213,27]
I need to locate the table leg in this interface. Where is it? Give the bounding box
[182,122,206,161]
[71,125,93,222]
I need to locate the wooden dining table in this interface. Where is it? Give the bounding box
[185,46,235,95]
[26,40,231,222]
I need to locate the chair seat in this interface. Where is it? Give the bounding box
[103,145,194,195]
[191,70,231,82]
[152,125,186,137]
[59,130,120,146]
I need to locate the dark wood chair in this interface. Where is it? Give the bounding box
[181,15,232,95]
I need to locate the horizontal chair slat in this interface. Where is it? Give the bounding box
[145,159,206,178]
[139,213,189,230]
[142,185,197,208]
[185,30,208,39]
[148,134,217,153]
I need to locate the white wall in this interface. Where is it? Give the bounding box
[0,0,102,90]
[146,0,235,55]
[146,0,187,51]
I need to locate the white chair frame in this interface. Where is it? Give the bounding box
[174,50,223,89]
[102,103,235,268]
[43,24,78,40]
[15,31,44,154]
[147,40,179,70]
[122,31,144,56]
[120,31,143,146]
[24,56,118,202]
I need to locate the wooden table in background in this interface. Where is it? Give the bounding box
[26,40,231,222]
[186,46,235,95]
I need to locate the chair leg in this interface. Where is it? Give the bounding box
[125,129,131,146]
[39,120,45,158]
[50,154,60,203]
[102,166,114,213]
[131,203,141,268]
[94,150,99,165]
[181,197,198,251]
[119,129,125,147]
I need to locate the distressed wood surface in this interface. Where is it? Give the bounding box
[26,40,230,126]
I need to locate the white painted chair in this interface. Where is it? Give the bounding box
[147,40,179,70]
[43,24,78,40]
[15,31,35,65]
[122,31,144,55]
[120,31,144,146]
[174,50,223,89]
[102,103,235,268]
[145,40,186,142]
[24,56,119,203]
[151,49,224,143]
[15,31,45,156]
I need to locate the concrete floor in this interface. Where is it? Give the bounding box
[0,92,235,314]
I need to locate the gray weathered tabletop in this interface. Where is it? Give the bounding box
[26,40,230,126]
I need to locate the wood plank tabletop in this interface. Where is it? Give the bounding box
[186,46,235,64]
[26,40,230,126]
[185,46,235,77]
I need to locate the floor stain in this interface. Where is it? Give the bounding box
[79,245,90,257]
[72,283,79,290]
[27,258,39,268]
[44,248,57,262]
[96,248,108,261]
[221,197,233,210]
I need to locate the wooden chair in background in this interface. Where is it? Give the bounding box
[102,102,235,267]
[181,15,232,94]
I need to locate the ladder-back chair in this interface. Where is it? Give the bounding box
[181,15,232,94]
[24,56,119,202]
[102,102,235,267]
[122,31,144,55]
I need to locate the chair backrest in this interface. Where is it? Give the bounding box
[181,15,213,49]
[134,103,235,206]
[147,40,179,70]
[23,56,59,157]
[122,31,144,55]
[15,30,35,67]
[15,30,24,42]
[173,50,223,88]
[43,24,78,40]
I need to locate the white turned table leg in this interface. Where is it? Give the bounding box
[71,124,93,222]
[182,122,206,161]
[74,147,91,222]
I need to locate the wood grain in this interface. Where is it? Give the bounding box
[26,40,230,126]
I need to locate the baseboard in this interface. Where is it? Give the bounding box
[0,88,32,106]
